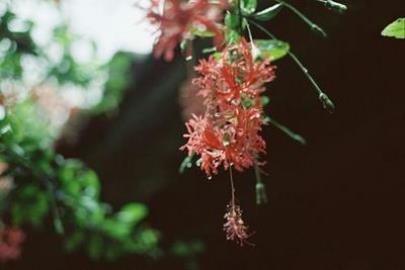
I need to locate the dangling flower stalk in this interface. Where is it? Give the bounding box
[223,167,251,246]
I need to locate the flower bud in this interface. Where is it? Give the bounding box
[319,93,335,113]
[325,0,348,13]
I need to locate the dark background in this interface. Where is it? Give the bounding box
[5,0,405,269]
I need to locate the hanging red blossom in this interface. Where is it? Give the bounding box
[223,202,251,246]
[181,38,275,176]
[147,0,226,61]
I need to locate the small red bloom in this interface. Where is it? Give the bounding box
[0,227,25,262]
[147,0,225,61]
[223,202,251,246]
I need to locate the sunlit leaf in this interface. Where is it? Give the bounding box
[381,18,405,39]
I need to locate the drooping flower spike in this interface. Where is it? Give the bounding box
[147,0,344,246]
[181,38,275,176]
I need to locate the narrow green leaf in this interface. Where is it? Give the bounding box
[382,18,405,39]
[254,39,290,61]
[252,3,283,21]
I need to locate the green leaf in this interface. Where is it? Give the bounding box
[225,30,241,45]
[116,203,148,225]
[254,39,290,61]
[64,231,85,252]
[87,235,103,259]
[381,18,405,39]
[241,0,257,15]
[11,185,49,226]
[225,12,240,30]
[252,3,283,21]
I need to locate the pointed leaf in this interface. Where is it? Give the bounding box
[381,18,405,39]
[252,3,283,21]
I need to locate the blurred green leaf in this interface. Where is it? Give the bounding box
[11,185,49,226]
[225,11,240,30]
[116,203,148,225]
[241,0,257,15]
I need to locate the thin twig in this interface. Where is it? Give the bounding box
[274,0,327,37]
[248,19,335,113]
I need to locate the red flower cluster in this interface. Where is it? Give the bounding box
[147,0,225,61]
[0,228,25,262]
[181,38,275,176]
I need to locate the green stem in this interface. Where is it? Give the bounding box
[248,19,335,113]
[274,0,327,37]
[254,163,268,205]
[267,116,306,145]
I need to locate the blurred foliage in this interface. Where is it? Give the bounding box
[0,2,204,265]
[0,2,162,262]
[93,52,134,114]
[0,9,36,80]
[0,101,161,260]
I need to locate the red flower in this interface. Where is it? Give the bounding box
[147,0,225,61]
[223,202,251,246]
[181,38,275,176]
[0,227,25,262]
